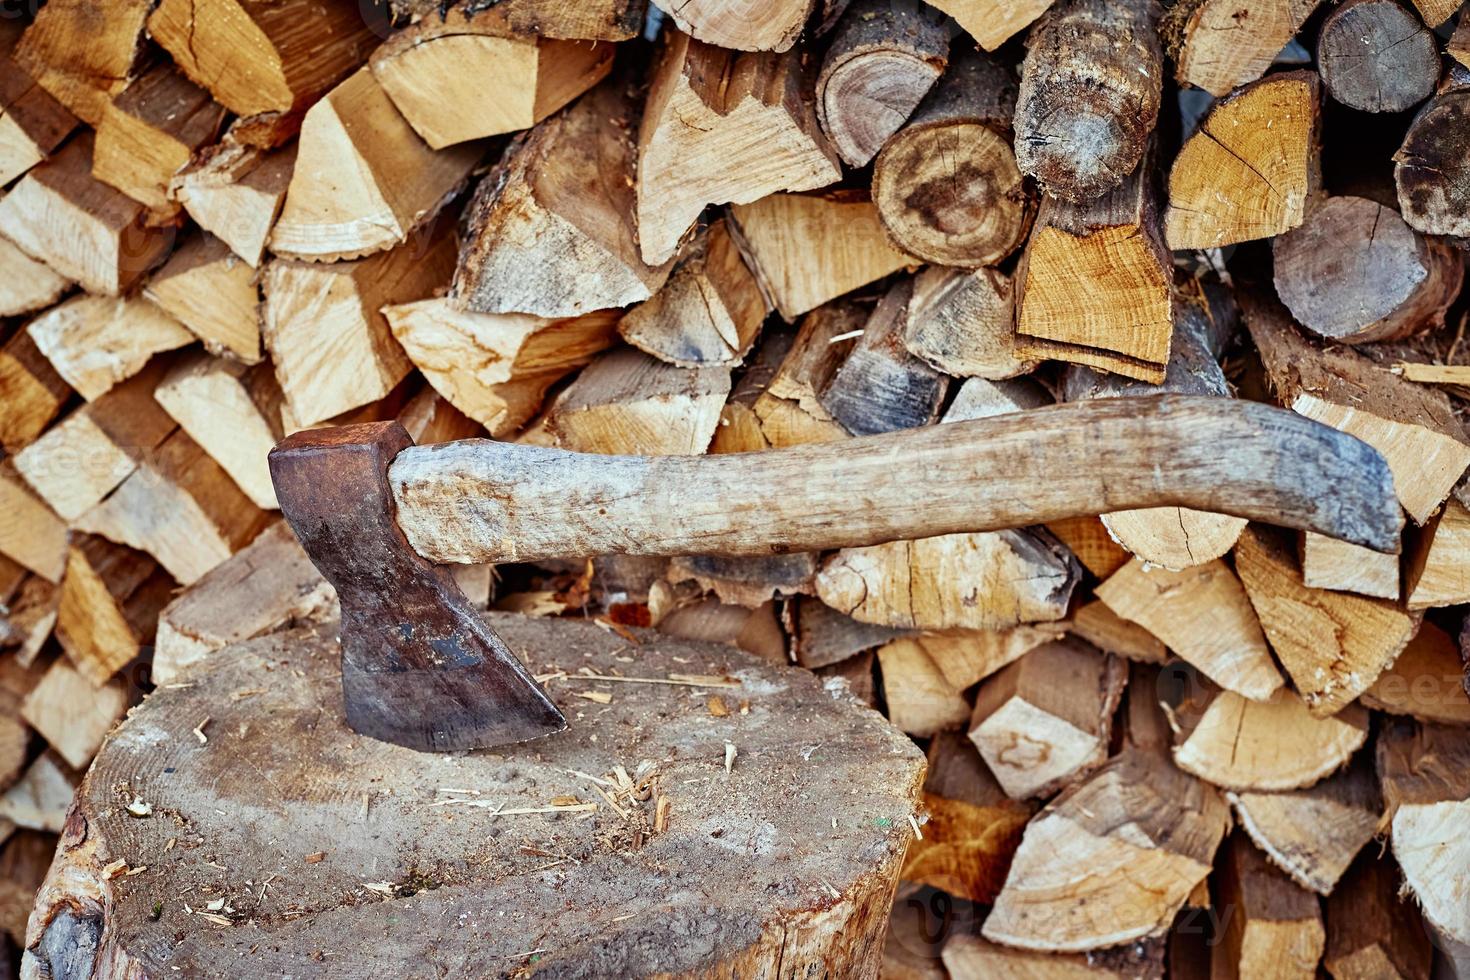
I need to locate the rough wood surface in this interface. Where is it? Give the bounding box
[650,0,816,51]
[872,50,1029,268]
[789,597,906,669]
[143,234,263,364]
[390,395,1400,564]
[22,614,926,978]
[0,468,66,583]
[1044,516,1129,579]
[25,294,192,403]
[55,535,173,687]
[816,0,949,168]
[0,29,76,187]
[1212,833,1325,979]
[749,302,858,446]
[1324,850,1433,980]
[1405,495,1470,609]
[928,0,1055,49]
[0,330,71,455]
[1317,0,1437,113]
[1164,72,1320,250]
[172,140,296,268]
[902,266,1033,380]
[1362,620,1470,724]
[0,233,70,320]
[12,0,152,124]
[1301,531,1401,599]
[387,0,647,40]
[1166,0,1323,97]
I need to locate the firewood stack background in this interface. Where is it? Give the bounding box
[2,0,1470,974]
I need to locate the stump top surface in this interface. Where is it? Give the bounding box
[70,615,925,977]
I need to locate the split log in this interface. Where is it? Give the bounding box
[1324,851,1433,980]
[654,595,788,662]
[385,0,647,39]
[1013,0,1163,202]
[143,233,263,363]
[750,301,861,446]
[1044,516,1129,579]
[887,623,1066,694]
[666,553,817,607]
[263,225,458,426]
[1363,620,1470,724]
[945,934,1164,979]
[153,353,287,511]
[1061,283,1245,568]
[1377,718,1470,958]
[0,709,22,797]
[0,576,59,667]
[1016,158,1173,384]
[872,50,1029,268]
[819,279,949,435]
[618,219,769,368]
[926,0,1056,50]
[708,327,793,453]
[902,266,1034,380]
[0,832,53,948]
[74,428,272,586]
[876,635,971,735]
[1243,286,1470,525]
[0,329,69,454]
[1169,684,1368,791]
[1395,86,1470,238]
[727,190,913,320]
[0,233,70,319]
[1165,0,1323,97]
[22,614,927,977]
[1069,600,1166,664]
[941,377,1051,422]
[1405,495,1470,608]
[171,140,297,267]
[650,0,815,51]
[1404,0,1458,25]
[269,69,482,262]
[147,0,377,145]
[1226,753,1382,895]
[19,659,126,770]
[1212,834,1325,979]
[11,0,151,124]
[55,535,173,687]
[788,596,906,669]
[25,294,192,402]
[1273,196,1460,345]
[0,754,76,834]
[0,136,174,295]
[636,32,840,266]
[0,468,66,583]
[968,637,1125,799]
[453,78,672,318]
[1301,531,1401,599]
[11,357,176,521]
[387,298,618,435]
[370,14,612,149]
[816,0,949,168]
[1096,557,1282,701]
[92,65,226,214]
[1164,72,1321,249]
[0,27,76,187]
[1236,525,1418,716]
[1317,0,1436,114]
[817,529,1079,631]
[546,348,731,455]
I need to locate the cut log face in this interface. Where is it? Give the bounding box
[618,219,769,368]
[1096,558,1282,702]
[1301,531,1400,600]
[751,300,860,445]
[1236,525,1418,717]
[11,0,152,124]
[263,226,458,427]
[816,0,949,168]
[1212,834,1326,980]
[1013,0,1162,203]
[454,78,673,318]
[1405,496,1470,609]
[1164,72,1320,250]
[1170,686,1368,791]
[0,754,78,834]
[1045,516,1129,579]
[1325,850,1433,980]
[876,635,972,736]
[817,529,1079,631]
[1377,718,1470,954]
[650,0,816,51]
[1362,620,1470,724]
[270,69,483,262]
[172,141,297,268]
[983,748,1229,952]
[0,33,77,187]
[23,615,926,978]
[903,266,1034,380]
[872,50,1030,268]
[1395,90,1470,238]
[143,233,263,364]
[0,329,71,455]
[1273,197,1461,345]
[1317,0,1437,113]
[0,575,59,667]
[1070,600,1166,664]
[728,191,914,320]
[928,0,1056,50]
[1167,0,1324,97]
[147,0,377,142]
[56,534,173,687]
[0,136,174,295]
[636,32,841,266]
[546,348,732,455]
[386,297,619,435]
[0,233,70,319]
[789,596,908,669]
[371,16,613,149]
[1226,753,1382,896]
[0,468,66,583]
[968,638,1125,799]
[19,659,126,770]
[26,293,193,402]
[387,0,647,39]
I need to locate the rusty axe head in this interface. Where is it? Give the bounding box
[268,421,565,752]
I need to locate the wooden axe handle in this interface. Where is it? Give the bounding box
[388,395,1401,563]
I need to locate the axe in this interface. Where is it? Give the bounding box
[268,394,1400,753]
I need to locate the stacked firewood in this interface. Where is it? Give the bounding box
[2,0,1470,974]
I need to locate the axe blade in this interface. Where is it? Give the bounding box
[269,421,565,751]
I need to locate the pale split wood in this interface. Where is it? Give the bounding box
[385,0,647,40]
[1362,620,1470,725]
[904,623,1068,691]
[1044,516,1129,579]
[1301,531,1401,600]
[650,0,816,51]
[171,140,297,268]
[1166,0,1323,97]
[56,535,173,688]
[0,233,70,319]
[1405,496,1470,609]
[1406,0,1458,25]
[903,265,1035,380]
[0,28,77,187]
[19,659,126,770]
[1069,600,1166,664]
[876,635,971,736]
[654,595,788,663]
[0,576,59,668]
[0,754,77,834]
[25,293,193,402]
[12,0,152,124]
[143,233,263,364]
[941,376,1052,422]
[751,301,861,446]
[0,329,71,454]
[1211,834,1325,979]
[928,0,1055,50]
[0,468,66,583]
[945,933,1164,979]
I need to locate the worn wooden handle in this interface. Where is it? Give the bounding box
[388,395,1401,563]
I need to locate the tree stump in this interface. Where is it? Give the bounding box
[22,614,926,978]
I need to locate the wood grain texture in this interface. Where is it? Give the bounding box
[1396,89,1470,237]
[650,0,815,51]
[1318,0,1436,113]
[928,0,1055,49]
[1362,620,1470,724]
[1325,850,1433,980]
[902,266,1034,380]
[1166,0,1323,97]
